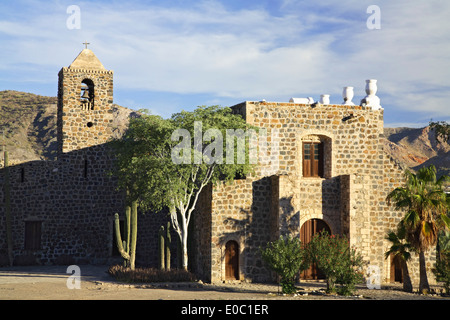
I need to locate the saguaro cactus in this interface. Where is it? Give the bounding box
[114,199,138,270]
[165,221,171,271]
[159,225,165,270]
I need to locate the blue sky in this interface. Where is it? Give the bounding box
[0,0,449,127]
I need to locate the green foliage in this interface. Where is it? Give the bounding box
[306,231,364,295]
[438,230,450,253]
[387,165,450,293]
[433,231,450,294]
[387,165,450,252]
[430,120,450,143]
[384,224,414,292]
[433,252,450,294]
[385,224,413,262]
[110,106,255,213]
[110,105,256,270]
[260,236,308,294]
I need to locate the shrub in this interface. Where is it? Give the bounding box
[108,265,196,283]
[306,231,364,295]
[432,251,450,294]
[260,236,308,294]
[335,249,365,296]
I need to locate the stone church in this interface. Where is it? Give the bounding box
[0,47,436,286]
[0,48,165,268]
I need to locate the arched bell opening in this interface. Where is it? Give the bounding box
[80,79,95,110]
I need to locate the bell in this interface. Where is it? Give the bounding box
[81,88,90,99]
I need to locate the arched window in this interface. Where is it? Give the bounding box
[80,79,94,110]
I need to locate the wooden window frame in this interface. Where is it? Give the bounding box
[302,142,324,178]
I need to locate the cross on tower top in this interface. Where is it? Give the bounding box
[83,41,90,49]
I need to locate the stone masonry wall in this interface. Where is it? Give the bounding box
[57,67,114,154]
[0,62,164,268]
[199,100,435,285]
[0,143,166,267]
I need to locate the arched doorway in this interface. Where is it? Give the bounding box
[300,218,331,279]
[225,240,239,280]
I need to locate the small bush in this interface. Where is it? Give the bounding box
[108,265,197,283]
[306,231,364,295]
[260,236,308,294]
[433,251,450,294]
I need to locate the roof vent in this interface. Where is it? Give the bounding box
[360,79,381,110]
[289,97,314,104]
[319,94,330,105]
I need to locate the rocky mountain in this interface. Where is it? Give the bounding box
[0,90,138,166]
[1,90,449,178]
[382,126,450,178]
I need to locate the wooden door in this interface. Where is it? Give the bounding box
[390,254,403,283]
[225,240,239,280]
[300,219,331,279]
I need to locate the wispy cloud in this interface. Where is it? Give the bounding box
[0,0,449,124]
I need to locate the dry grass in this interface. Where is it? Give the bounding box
[107,265,197,283]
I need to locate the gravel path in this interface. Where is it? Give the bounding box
[0,265,448,301]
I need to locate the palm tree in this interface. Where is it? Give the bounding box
[387,165,450,294]
[385,224,413,292]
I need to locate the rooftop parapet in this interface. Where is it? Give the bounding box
[287,79,382,110]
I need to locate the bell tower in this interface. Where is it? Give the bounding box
[57,45,114,154]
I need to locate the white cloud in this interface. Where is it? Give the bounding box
[0,0,449,124]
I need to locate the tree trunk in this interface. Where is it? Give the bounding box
[418,250,430,294]
[326,276,336,294]
[181,230,188,270]
[401,260,413,292]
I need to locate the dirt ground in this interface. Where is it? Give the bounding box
[0,265,449,301]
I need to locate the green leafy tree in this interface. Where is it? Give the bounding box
[260,236,308,294]
[387,165,450,294]
[111,106,255,270]
[384,224,413,292]
[306,231,364,295]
